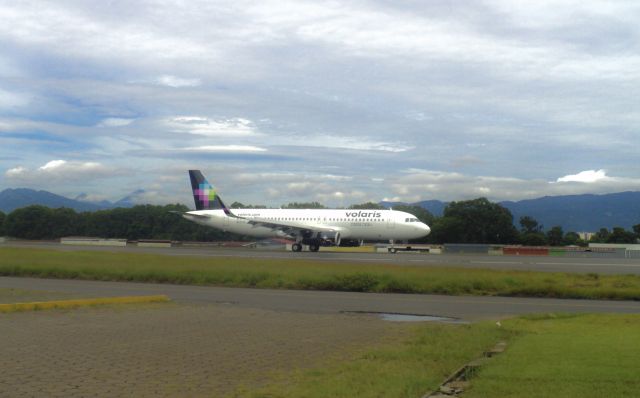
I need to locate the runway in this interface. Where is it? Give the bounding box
[6,240,640,275]
[2,276,639,321]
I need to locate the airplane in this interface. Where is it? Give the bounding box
[181,170,431,252]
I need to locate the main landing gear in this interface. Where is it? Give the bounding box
[291,241,320,252]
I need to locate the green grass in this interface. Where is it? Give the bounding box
[465,314,640,398]
[2,247,640,300]
[232,322,509,398]
[235,314,640,398]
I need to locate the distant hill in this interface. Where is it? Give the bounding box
[74,193,113,208]
[381,192,640,232]
[0,188,143,213]
[0,188,104,213]
[500,192,640,232]
[380,200,447,218]
[112,189,146,208]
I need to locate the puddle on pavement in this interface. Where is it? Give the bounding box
[343,311,468,323]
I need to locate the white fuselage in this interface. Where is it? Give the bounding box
[183,208,430,241]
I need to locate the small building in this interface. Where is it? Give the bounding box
[577,232,595,241]
[588,243,640,251]
[588,243,640,259]
[443,243,489,254]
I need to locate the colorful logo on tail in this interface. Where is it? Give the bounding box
[193,183,216,208]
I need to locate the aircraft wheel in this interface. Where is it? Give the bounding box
[292,243,302,252]
[309,243,320,252]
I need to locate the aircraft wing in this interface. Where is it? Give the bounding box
[245,219,341,237]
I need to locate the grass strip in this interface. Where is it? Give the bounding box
[235,314,640,398]
[465,314,640,398]
[1,247,640,300]
[232,322,510,398]
[0,295,170,313]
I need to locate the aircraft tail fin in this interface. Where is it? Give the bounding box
[188,170,230,212]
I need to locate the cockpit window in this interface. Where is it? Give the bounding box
[405,218,420,222]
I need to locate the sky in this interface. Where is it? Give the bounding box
[1,0,640,208]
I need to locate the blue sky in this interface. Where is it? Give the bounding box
[1,0,640,208]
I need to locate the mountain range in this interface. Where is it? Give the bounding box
[0,188,147,213]
[1,188,639,232]
[387,192,640,232]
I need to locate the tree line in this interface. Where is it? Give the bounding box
[1,198,639,245]
[0,204,229,241]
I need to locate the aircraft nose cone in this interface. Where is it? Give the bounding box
[422,223,431,236]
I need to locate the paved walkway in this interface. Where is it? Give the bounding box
[0,303,403,397]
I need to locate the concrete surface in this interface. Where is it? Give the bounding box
[2,277,639,321]
[0,302,402,397]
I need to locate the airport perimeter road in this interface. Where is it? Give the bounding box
[7,241,640,275]
[2,277,640,321]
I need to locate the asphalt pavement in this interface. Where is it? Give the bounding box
[2,276,639,321]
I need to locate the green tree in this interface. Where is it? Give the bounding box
[590,228,610,243]
[606,227,637,244]
[282,202,326,209]
[431,198,517,244]
[633,224,640,240]
[230,202,267,209]
[546,226,564,246]
[348,202,385,210]
[4,204,248,242]
[0,211,5,236]
[563,231,582,246]
[430,216,465,244]
[51,207,81,237]
[519,216,542,234]
[393,204,435,226]
[520,232,547,246]
[5,205,55,239]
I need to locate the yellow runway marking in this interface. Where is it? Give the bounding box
[0,295,170,313]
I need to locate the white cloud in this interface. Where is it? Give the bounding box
[166,116,258,137]
[97,118,135,127]
[5,166,27,177]
[0,88,29,108]
[0,2,211,63]
[556,169,608,183]
[154,75,201,88]
[184,145,267,152]
[38,160,69,171]
[297,135,414,153]
[5,160,119,184]
[76,193,109,203]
